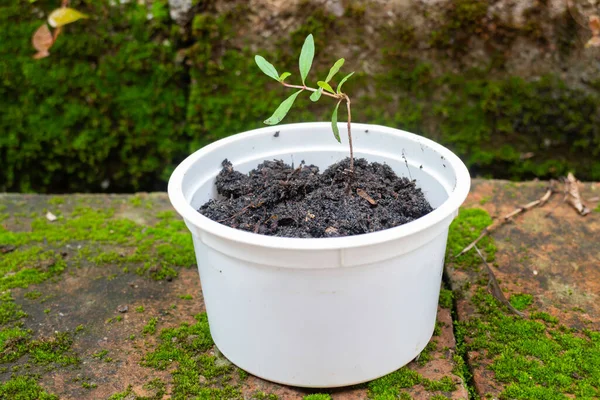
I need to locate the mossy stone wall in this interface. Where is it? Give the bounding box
[2,0,600,192]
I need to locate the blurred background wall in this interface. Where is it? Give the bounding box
[2,0,599,193]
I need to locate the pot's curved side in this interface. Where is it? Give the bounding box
[168,123,470,387]
[193,219,452,387]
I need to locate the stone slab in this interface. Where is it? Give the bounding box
[445,180,600,399]
[0,193,467,399]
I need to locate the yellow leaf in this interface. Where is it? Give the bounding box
[32,23,54,53]
[48,7,88,28]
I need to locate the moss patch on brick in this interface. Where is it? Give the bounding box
[446,208,496,268]
[462,289,600,398]
[141,313,246,399]
[368,367,456,398]
[0,376,58,400]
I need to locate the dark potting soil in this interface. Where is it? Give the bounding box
[198,158,433,238]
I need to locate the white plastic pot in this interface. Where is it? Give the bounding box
[168,122,470,388]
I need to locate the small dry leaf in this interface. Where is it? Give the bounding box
[33,50,51,59]
[32,23,53,58]
[586,15,600,47]
[356,188,377,205]
[48,7,89,28]
[46,211,58,222]
[565,173,590,216]
[519,152,535,160]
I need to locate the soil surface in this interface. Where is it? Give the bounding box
[199,158,433,238]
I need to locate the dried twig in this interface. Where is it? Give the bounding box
[285,160,305,183]
[565,173,590,216]
[474,245,524,318]
[217,199,264,223]
[544,189,568,218]
[356,188,377,206]
[454,186,554,258]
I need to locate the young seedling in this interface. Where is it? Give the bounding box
[254,34,356,175]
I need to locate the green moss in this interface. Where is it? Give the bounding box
[92,349,109,359]
[179,294,193,300]
[144,378,167,398]
[417,340,437,366]
[0,292,27,325]
[109,379,166,399]
[3,0,600,191]
[446,208,496,268]
[461,289,600,398]
[129,196,143,207]
[106,316,123,324]
[439,288,454,309]
[0,327,78,366]
[135,306,145,313]
[253,392,278,400]
[82,382,97,389]
[0,206,194,281]
[143,313,246,398]
[47,197,65,206]
[422,376,456,392]
[530,311,559,325]
[435,75,600,181]
[143,317,159,335]
[0,376,58,400]
[29,332,79,366]
[0,1,187,193]
[509,293,534,311]
[24,290,43,300]
[430,0,488,49]
[303,395,332,400]
[368,367,456,398]
[0,247,66,291]
[433,321,443,337]
[108,385,134,400]
[0,326,30,363]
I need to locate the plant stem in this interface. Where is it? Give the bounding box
[343,94,354,175]
[52,0,69,43]
[281,82,355,182]
[281,82,339,99]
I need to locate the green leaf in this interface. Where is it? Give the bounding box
[325,58,345,83]
[336,72,355,94]
[299,34,314,85]
[331,101,342,143]
[278,72,291,82]
[255,55,279,81]
[310,88,322,102]
[264,90,304,125]
[47,8,88,28]
[317,81,335,94]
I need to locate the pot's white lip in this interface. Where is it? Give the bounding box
[168,123,470,251]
